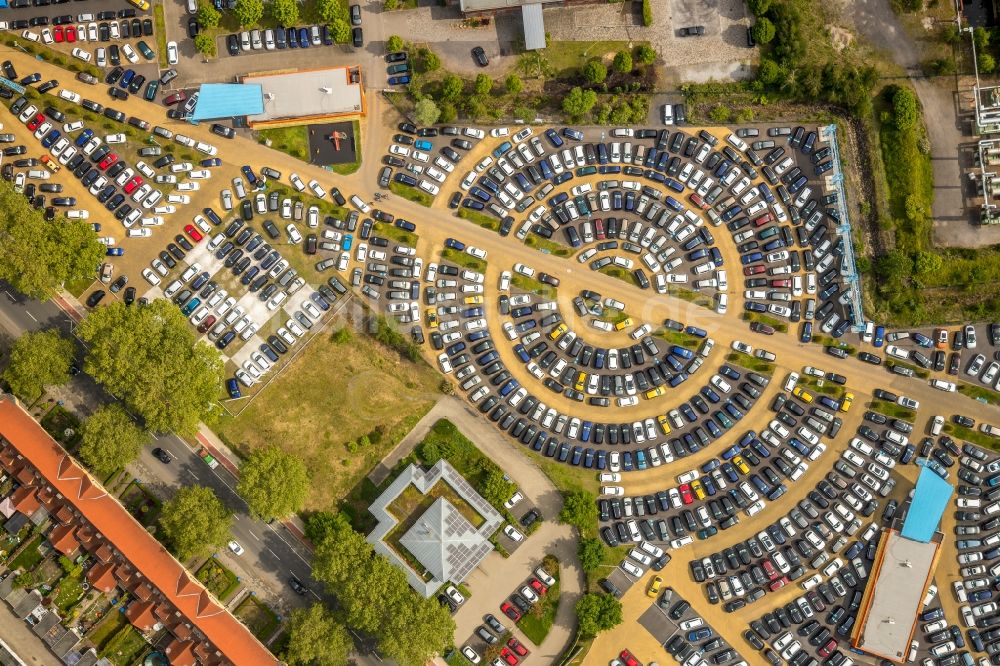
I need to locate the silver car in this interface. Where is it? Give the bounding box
[264,28,275,50]
[240,31,251,51]
[250,29,262,49]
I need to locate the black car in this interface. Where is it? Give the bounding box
[386,51,407,62]
[472,46,488,67]
[86,290,106,307]
[352,27,363,48]
[152,447,171,463]
[188,17,200,39]
[350,3,362,25]
[226,34,240,56]
[211,123,236,139]
[288,576,308,595]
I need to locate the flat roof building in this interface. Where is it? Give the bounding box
[241,66,365,128]
[189,83,264,122]
[851,529,943,663]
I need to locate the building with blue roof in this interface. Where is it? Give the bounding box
[901,464,954,542]
[189,83,264,122]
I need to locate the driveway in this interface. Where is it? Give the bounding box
[413,397,583,665]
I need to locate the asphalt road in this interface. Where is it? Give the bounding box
[0,282,322,614]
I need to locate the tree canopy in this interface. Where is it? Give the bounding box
[613,50,633,74]
[505,74,523,95]
[751,18,775,45]
[582,60,607,84]
[311,514,455,664]
[77,299,223,435]
[575,593,623,637]
[413,98,441,126]
[237,445,309,521]
[559,489,598,533]
[634,44,656,66]
[269,0,298,25]
[330,18,351,44]
[891,85,920,131]
[441,74,464,101]
[284,604,352,666]
[194,33,216,57]
[562,87,597,119]
[78,404,147,479]
[578,537,604,571]
[316,0,347,22]
[196,0,220,28]
[474,74,492,96]
[2,329,74,401]
[159,486,231,560]
[386,35,404,53]
[233,0,263,26]
[0,182,104,300]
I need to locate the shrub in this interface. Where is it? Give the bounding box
[641,0,652,26]
[582,60,607,84]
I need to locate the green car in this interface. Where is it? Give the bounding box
[143,79,159,101]
[386,63,410,75]
[136,40,155,61]
[575,166,597,177]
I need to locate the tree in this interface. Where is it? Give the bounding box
[981,53,997,74]
[159,486,231,561]
[578,538,604,571]
[975,26,990,53]
[284,604,351,666]
[891,85,919,131]
[576,593,623,637]
[312,516,375,585]
[304,511,341,544]
[479,468,517,510]
[237,445,309,521]
[2,329,74,400]
[634,44,656,66]
[641,0,652,26]
[194,33,217,57]
[747,0,770,15]
[915,251,942,276]
[751,18,775,45]
[422,49,441,72]
[562,87,597,119]
[613,50,632,74]
[330,18,351,43]
[474,73,492,96]
[316,0,348,23]
[505,74,523,95]
[77,300,223,435]
[233,0,263,26]
[386,35,404,53]
[0,184,104,301]
[78,404,147,479]
[756,58,782,86]
[439,103,457,123]
[413,98,441,125]
[582,60,607,84]
[269,0,299,26]
[875,250,913,284]
[441,74,463,101]
[196,0,221,28]
[559,489,598,533]
[384,0,398,8]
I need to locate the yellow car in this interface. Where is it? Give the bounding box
[691,479,706,500]
[657,414,672,435]
[128,0,150,9]
[547,323,567,341]
[614,317,634,332]
[733,455,750,475]
[574,371,586,391]
[840,392,854,413]
[464,295,484,305]
[647,575,662,599]
[792,386,814,403]
[425,308,438,329]
[645,386,666,400]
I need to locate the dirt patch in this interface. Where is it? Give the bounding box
[829,26,854,52]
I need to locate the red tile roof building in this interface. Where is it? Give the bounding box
[0,397,279,665]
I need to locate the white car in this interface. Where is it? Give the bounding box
[227,540,244,556]
[286,224,302,243]
[503,525,524,542]
[141,268,160,285]
[122,44,139,64]
[490,127,510,138]
[290,173,305,191]
[71,47,92,62]
[167,41,179,64]
[504,492,523,509]
[732,340,753,354]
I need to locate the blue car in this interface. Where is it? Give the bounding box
[544,128,563,148]
[75,128,93,147]
[241,165,257,186]
[444,237,465,251]
[873,325,885,347]
[41,129,60,148]
[201,158,222,167]
[414,139,432,151]
[388,75,410,86]
[226,378,241,399]
[120,69,134,88]
[106,247,123,256]
[298,28,310,48]
[342,234,353,251]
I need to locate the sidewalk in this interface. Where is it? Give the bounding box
[0,601,62,666]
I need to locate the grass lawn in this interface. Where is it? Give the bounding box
[9,535,44,572]
[39,404,82,449]
[153,5,167,68]
[654,328,703,348]
[53,568,85,613]
[725,352,775,376]
[196,558,241,602]
[518,577,560,645]
[511,274,556,299]
[330,120,362,175]
[215,321,440,512]
[389,180,433,207]
[457,207,500,232]
[869,399,916,421]
[598,266,639,287]
[740,311,789,333]
[441,248,486,273]
[667,286,714,310]
[87,611,125,649]
[258,126,310,162]
[544,40,646,78]
[374,221,418,247]
[99,623,149,666]
[958,382,1000,406]
[234,595,280,641]
[524,233,572,257]
[64,275,96,298]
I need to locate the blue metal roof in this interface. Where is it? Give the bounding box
[190,83,264,121]
[901,465,954,543]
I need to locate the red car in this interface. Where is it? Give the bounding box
[499,647,518,665]
[743,264,766,276]
[507,638,529,657]
[500,601,520,622]
[163,91,187,106]
[99,153,118,170]
[679,483,694,505]
[184,224,204,242]
[53,26,64,42]
[818,639,838,658]
[65,26,76,42]
[620,649,640,666]
[529,578,547,596]
[768,576,788,592]
[123,175,143,194]
[26,113,45,131]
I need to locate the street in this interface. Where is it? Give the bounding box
[0,282,322,617]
